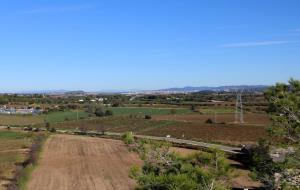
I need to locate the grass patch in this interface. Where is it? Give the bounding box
[200,107,235,114]
[42,111,89,123]
[0,131,32,139]
[17,133,48,190]
[0,115,43,126]
[108,107,192,116]
[0,111,89,126]
[54,115,178,134]
[18,164,35,190]
[0,130,48,190]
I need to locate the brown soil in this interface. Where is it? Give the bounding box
[153,113,271,126]
[27,135,142,190]
[142,122,267,146]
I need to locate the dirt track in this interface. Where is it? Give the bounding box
[27,135,142,190]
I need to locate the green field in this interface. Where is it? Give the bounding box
[54,115,177,133]
[107,107,192,116]
[199,107,235,114]
[42,111,89,123]
[0,111,89,126]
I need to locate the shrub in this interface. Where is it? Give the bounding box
[190,105,197,111]
[130,142,231,190]
[45,122,50,131]
[112,102,120,107]
[122,132,135,145]
[145,115,152,120]
[105,110,113,116]
[129,165,141,179]
[205,118,214,124]
[170,109,177,115]
[243,141,279,189]
[95,108,104,117]
[49,128,56,133]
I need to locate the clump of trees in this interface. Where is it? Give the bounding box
[125,138,231,190]
[206,118,214,124]
[144,115,152,120]
[86,106,113,117]
[246,79,300,189]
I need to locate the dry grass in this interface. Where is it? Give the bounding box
[0,130,32,189]
[0,115,43,126]
[0,130,47,190]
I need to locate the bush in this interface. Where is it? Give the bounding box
[243,141,279,189]
[122,132,135,145]
[45,122,50,131]
[105,110,113,116]
[190,105,197,111]
[170,109,177,115]
[95,108,104,117]
[49,128,56,133]
[129,141,231,190]
[206,118,214,124]
[129,165,141,179]
[112,102,120,107]
[145,115,152,120]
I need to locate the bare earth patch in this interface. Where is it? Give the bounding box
[27,135,142,190]
[153,113,271,126]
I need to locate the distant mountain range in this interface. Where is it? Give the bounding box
[4,85,269,95]
[154,85,269,93]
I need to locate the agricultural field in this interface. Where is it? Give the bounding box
[27,134,143,190]
[0,115,42,126]
[42,111,89,123]
[54,116,177,134]
[0,111,89,126]
[107,107,192,116]
[54,113,269,145]
[198,106,235,114]
[153,113,271,126]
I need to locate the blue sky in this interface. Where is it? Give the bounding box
[0,0,300,92]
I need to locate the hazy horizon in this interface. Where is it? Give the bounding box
[0,84,272,93]
[1,0,299,91]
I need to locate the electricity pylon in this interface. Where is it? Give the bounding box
[235,90,244,124]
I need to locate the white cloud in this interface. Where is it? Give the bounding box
[23,4,96,14]
[220,40,299,48]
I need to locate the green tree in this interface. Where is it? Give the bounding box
[95,107,104,117]
[264,78,300,144]
[105,110,113,116]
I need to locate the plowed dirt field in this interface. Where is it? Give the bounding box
[27,135,142,190]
